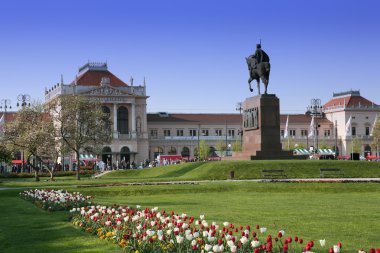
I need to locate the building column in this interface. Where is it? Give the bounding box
[113,104,118,138]
[131,103,136,138]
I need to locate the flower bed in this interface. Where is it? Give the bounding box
[70,204,376,253]
[20,189,93,211]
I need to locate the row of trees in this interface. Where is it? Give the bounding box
[0,95,112,181]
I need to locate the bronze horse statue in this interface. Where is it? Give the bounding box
[246,56,270,95]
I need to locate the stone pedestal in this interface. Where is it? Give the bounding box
[232,94,293,160]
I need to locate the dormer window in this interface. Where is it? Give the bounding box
[100,77,110,86]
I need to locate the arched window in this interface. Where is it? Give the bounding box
[120,146,130,162]
[181,147,190,157]
[102,146,112,164]
[13,151,21,160]
[117,106,129,134]
[153,147,163,158]
[168,146,177,155]
[209,146,216,157]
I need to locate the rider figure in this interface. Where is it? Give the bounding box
[251,44,270,69]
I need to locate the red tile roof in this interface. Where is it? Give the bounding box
[0,112,51,123]
[323,95,377,108]
[71,70,128,87]
[280,114,332,124]
[148,113,332,125]
[147,113,242,123]
[0,112,18,122]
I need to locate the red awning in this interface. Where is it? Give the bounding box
[11,160,27,165]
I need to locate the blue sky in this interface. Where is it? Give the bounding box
[0,0,379,113]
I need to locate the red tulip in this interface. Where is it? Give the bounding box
[338,242,342,248]
[370,248,376,253]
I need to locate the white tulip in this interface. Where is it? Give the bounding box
[319,239,326,247]
[251,240,261,248]
[240,236,248,245]
[176,235,184,244]
[205,244,212,251]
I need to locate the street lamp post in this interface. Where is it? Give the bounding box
[0,99,12,123]
[307,99,322,154]
[236,102,243,150]
[335,120,338,157]
[17,94,31,108]
[17,94,31,173]
[197,123,200,160]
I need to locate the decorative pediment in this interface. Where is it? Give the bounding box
[83,85,129,96]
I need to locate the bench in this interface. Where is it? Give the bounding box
[261,169,287,178]
[320,168,344,178]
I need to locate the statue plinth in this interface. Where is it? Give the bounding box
[232,94,293,160]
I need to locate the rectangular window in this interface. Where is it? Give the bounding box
[281,130,284,137]
[202,129,209,136]
[324,130,331,137]
[289,129,296,137]
[164,129,171,137]
[301,129,308,136]
[189,129,197,137]
[176,129,184,136]
[352,127,356,136]
[150,129,157,137]
[215,129,222,136]
[366,126,370,136]
[228,129,235,137]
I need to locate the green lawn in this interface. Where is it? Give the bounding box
[0,189,123,253]
[1,160,380,252]
[1,160,380,188]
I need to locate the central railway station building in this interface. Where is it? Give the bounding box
[38,62,380,165]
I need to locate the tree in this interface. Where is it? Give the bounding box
[319,140,332,150]
[352,136,362,154]
[4,105,56,181]
[232,140,242,152]
[216,140,226,156]
[0,144,12,164]
[371,119,380,156]
[198,140,209,161]
[295,142,306,149]
[47,95,112,180]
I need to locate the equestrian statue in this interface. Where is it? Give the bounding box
[246,43,271,94]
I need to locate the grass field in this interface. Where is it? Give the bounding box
[1,160,380,188]
[1,160,380,252]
